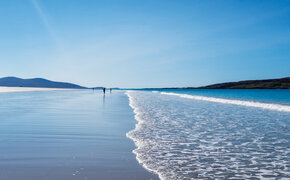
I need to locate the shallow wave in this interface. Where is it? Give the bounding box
[161,92,290,112]
[126,91,290,180]
[126,91,162,179]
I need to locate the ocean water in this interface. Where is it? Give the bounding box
[0,90,157,180]
[126,89,290,179]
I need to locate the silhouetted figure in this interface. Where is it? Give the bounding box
[110,88,112,93]
[103,88,106,94]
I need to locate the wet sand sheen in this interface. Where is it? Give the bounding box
[0,90,158,180]
[0,86,80,92]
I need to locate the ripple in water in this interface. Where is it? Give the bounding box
[126,91,290,180]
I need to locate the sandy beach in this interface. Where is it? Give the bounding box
[0,86,81,93]
[0,90,158,180]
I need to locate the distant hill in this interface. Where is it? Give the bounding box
[0,77,87,89]
[196,77,290,89]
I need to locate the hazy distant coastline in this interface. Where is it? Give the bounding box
[0,77,87,89]
[1,77,289,90]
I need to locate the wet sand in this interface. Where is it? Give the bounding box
[0,90,158,180]
[0,86,80,93]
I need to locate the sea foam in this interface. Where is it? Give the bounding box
[161,92,290,112]
[126,90,290,179]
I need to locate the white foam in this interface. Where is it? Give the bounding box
[161,92,290,112]
[126,90,290,179]
[125,91,164,180]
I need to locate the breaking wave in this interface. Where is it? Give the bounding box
[126,90,290,179]
[161,92,290,112]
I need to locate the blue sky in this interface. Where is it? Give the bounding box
[0,0,289,88]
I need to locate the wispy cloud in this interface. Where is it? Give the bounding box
[30,0,62,50]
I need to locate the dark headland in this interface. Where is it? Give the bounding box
[137,77,290,90]
[0,77,87,89]
[196,77,290,89]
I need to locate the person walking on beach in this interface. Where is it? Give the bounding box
[110,88,112,93]
[103,88,106,94]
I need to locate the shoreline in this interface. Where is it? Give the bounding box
[126,91,163,180]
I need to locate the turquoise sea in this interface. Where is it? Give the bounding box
[127,89,290,179]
